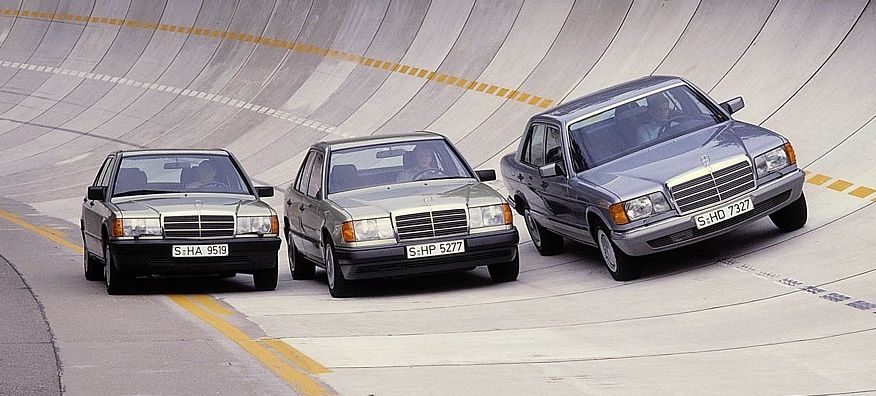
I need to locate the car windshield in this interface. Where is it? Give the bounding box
[327,139,473,194]
[113,154,251,197]
[568,85,727,169]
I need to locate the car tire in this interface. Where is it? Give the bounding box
[84,246,104,281]
[770,192,807,232]
[488,253,519,283]
[104,244,131,295]
[253,257,279,291]
[324,242,356,298]
[287,230,315,280]
[595,224,640,281]
[524,208,563,256]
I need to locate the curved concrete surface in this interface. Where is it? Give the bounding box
[1,1,875,394]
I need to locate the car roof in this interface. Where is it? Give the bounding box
[537,75,686,124]
[116,148,231,157]
[313,131,445,151]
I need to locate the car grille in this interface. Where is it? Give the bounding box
[647,190,792,249]
[668,160,755,214]
[394,209,468,241]
[163,215,235,238]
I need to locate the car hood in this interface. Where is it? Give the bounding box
[112,194,273,218]
[578,121,785,199]
[328,179,503,219]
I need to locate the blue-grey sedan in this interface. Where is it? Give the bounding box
[501,76,807,281]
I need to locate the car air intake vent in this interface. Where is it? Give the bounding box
[395,209,468,241]
[669,160,755,214]
[164,215,234,238]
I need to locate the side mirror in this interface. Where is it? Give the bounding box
[539,162,565,178]
[255,186,274,198]
[719,97,744,115]
[475,169,496,182]
[87,186,106,201]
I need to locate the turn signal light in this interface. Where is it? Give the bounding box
[784,142,797,165]
[609,203,630,225]
[341,221,356,242]
[270,215,279,234]
[112,219,124,237]
[502,203,514,225]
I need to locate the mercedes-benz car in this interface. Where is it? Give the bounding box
[80,149,281,294]
[284,132,519,298]
[501,76,807,281]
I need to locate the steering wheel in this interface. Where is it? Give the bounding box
[657,114,698,138]
[200,181,228,188]
[412,168,444,181]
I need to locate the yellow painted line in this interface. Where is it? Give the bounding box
[0,209,83,254]
[262,339,331,375]
[806,173,831,186]
[849,186,875,199]
[171,296,330,396]
[0,208,331,394]
[826,179,853,192]
[191,294,234,317]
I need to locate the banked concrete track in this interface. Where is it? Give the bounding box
[1,1,875,394]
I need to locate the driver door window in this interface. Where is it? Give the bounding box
[306,153,324,199]
[545,127,563,165]
[295,152,316,195]
[523,124,546,167]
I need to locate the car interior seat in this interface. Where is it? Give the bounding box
[330,164,358,193]
[115,168,147,193]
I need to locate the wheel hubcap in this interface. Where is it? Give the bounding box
[525,210,541,247]
[325,247,335,289]
[598,230,617,272]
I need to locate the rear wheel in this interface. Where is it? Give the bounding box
[253,257,279,291]
[287,230,315,280]
[84,243,103,281]
[524,208,563,255]
[488,253,519,283]
[325,242,356,298]
[104,244,131,295]
[770,192,807,232]
[595,224,640,281]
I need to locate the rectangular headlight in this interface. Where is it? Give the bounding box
[611,192,671,225]
[469,204,513,229]
[755,145,790,178]
[236,216,278,235]
[114,218,162,237]
[342,218,395,242]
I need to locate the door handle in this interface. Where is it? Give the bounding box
[540,181,548,188]
[286,199,292,206]
[516,173,524,181]
[298,204,306,211]
[88,201,94,207]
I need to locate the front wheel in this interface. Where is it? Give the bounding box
[84,243,104,281]
[488,253,519,283]
[770,192,807,232]
[287,230,315,280]
[253,257,279,291]
[104,244,131,295]
[325,242,357,298]
[595,224,640,281]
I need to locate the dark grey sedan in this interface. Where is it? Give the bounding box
[501,76,807,281]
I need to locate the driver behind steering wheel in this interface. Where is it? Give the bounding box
[635,94,672,144]
[187,160,226,189]
[396,145,442,182]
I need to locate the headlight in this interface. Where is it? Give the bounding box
[755,145,793,178]
[469,203,513,229]
[609,192,671,225]
[341,218,394,242]
[113,218,161,237]
[236,215,279,235]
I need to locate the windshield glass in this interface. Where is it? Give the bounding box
[113,154,251,197]
[328,139,473,194]
[568,85,727,169]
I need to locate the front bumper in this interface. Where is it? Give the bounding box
[333,228,519,280]
[612,168,805,256]
[109,237,280,276]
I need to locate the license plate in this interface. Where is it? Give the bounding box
[694,197,753,229]
[172,244,228,258]
[406,240,465,259]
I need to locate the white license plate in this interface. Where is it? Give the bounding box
[406,240,465,259]
[694,197,754,229]
[172,244,229,258]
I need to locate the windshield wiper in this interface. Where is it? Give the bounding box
[113,189,177,197]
